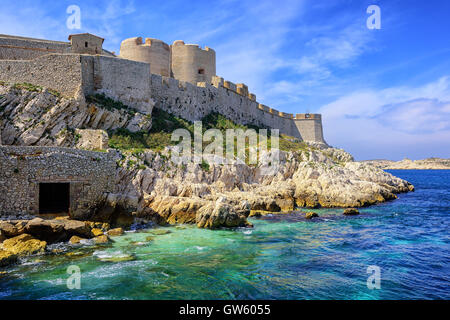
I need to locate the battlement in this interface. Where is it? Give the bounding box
[295,113,322,120]
[0,32,326,144]
[172,40,215,53]
[120,36,171,76]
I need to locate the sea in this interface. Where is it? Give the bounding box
[0,170,448,300]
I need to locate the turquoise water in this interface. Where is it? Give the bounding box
[1,170,449,300]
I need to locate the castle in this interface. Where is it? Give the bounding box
[0,33,326,143]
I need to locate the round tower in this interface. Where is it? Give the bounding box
[119,37,171,76]
[170,40,216,84]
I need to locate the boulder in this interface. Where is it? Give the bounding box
[305,212,319,219]
[196,200,248,229]
[61,220,92,238]
[24,218,66,243]
[91,228,104,237]
[69,236,85,244]
[0,250,17,267]
[0,221,21,237]
[343,208,360,216]
[107,228,124,236]
[94,235,110,244]
[1,234,47,255]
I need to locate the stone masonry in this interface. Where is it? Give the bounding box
[0,146,117,219]
[0,32,326,143]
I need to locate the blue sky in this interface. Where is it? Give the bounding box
[1,0,450,160]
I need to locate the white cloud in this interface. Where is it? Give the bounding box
[319,77,450,160]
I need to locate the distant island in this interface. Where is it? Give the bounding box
[362,158,450,170]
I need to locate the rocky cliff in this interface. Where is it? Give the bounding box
[0,83,414,229]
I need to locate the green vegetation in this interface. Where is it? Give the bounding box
[12,82,42,92]
[108,107,313,159]
[200,159,210,172]
[86,94,136,115]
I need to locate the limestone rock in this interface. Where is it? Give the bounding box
[1,234,46,255]
[343,208,360,216]
[91,228,104,237]
[305,212,319,219]
[69,235,85,244]
[94,235,110,244]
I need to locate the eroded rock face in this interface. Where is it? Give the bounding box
[0,86,151,147]
[108,147,414,229]
[0,85,415,230]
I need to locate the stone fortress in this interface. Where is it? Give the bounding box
[0,32,326,217]
[0,33,326,143]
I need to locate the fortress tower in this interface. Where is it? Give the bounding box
[170,40,216,84]
[293,114,325,143]
[119,37,171,77]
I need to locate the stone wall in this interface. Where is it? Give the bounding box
[0,53,153,113]
[84,55,153,113]
[0,146,117,218]
[0,34,114,60]
[0,54,84,97]
[0,34,69,60]
[150,74,326,143]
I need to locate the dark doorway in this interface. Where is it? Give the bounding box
[39,183,70,214]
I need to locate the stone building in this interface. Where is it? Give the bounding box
[0,146,117,219]
[68,33,104,55]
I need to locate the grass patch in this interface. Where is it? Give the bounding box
[86,94,136,116]
[12,82,42,92]
[108,107,314,159]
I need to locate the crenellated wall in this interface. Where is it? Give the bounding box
[150,74,326,143]
[0,32,325,144]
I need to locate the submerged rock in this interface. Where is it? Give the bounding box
[107,228,124,236]
[97,253,135,263]
[150,229,172,235]
[0,250,17,267]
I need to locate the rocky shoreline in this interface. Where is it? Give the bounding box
[0,85,415,268]
[0,217,125,267]
[362,158,450,170]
